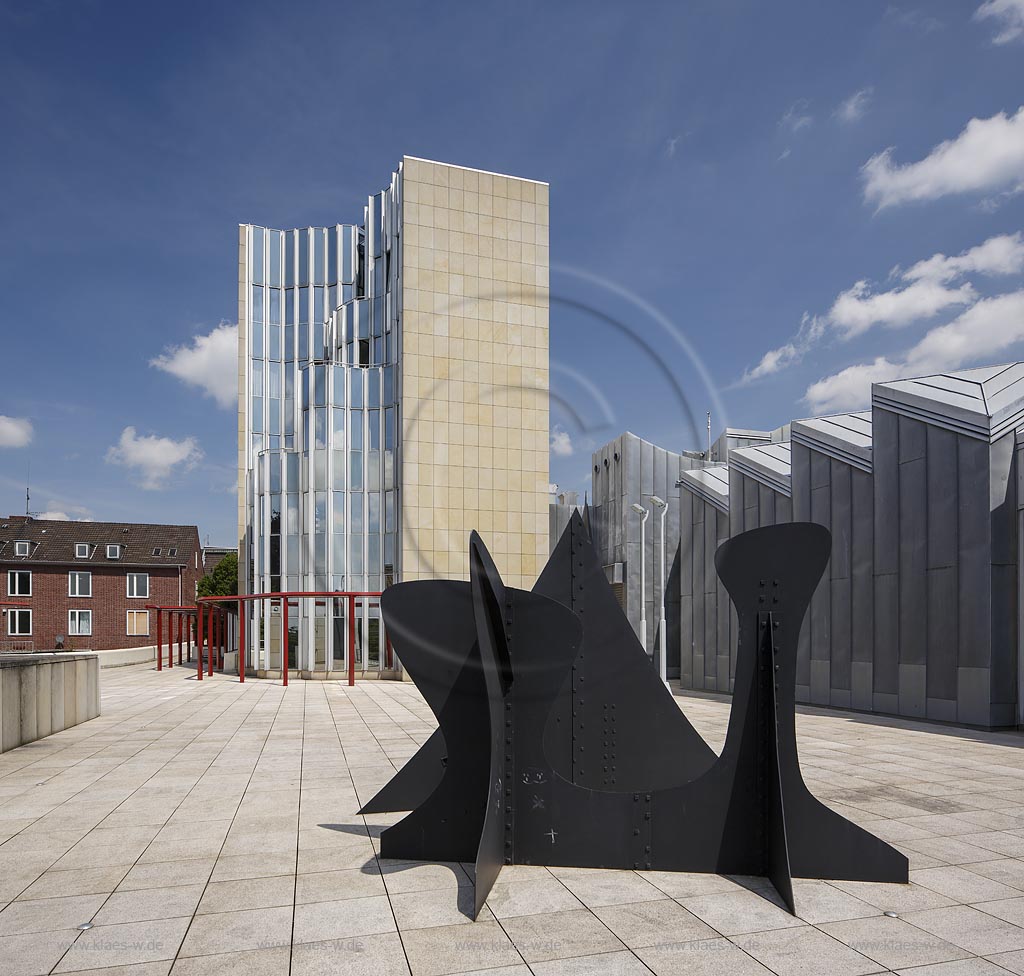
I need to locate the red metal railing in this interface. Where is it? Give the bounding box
[196,591,385,687]
[143,605,225,673]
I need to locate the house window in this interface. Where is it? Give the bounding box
[7,570,30,597]
[127,573,149,598]
[168,548,177,557]
[68,572,92,597]
[127,610,149,636]
[7,609,31,636]
[152,548,162,556]
[68,610,92,636]
[106,544,121,560]
[14,541,29,557]
[75,543,90,558]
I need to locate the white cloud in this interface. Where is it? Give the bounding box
[975,0,1024,44]
[902,231,1024,282]
[550,427,574,457]
[885,7,944,32]
[804,357,904,413]
[780,100,813,133]
[803,290,1024,412]
[836,88,873,124]
[829,278,976,338]
[105,426,203,490]
[741,232,1024,383]
[904,289,1024,372]
[35,510,93,522]
[741,313,826,382]
[150,322,238,409]
[862,106,1024,209]
[0,416,33,448]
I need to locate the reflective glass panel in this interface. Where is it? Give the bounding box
[270,230,282,286]
[252,227,264,284]
[314,229,325,286]
[368,410,380,449]
[349,536,363,574]
[350,493,363,533]
[299,230,309,286]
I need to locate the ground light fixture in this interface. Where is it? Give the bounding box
[650,495,669,688]
[631,503,649,652]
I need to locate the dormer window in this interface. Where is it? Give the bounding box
[75,543,90,558]
[168,548,177,557]
[152,548,162,556]
[14,541,29,557]
[106,544,122,560]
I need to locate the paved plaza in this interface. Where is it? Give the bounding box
[4,665,1024,974]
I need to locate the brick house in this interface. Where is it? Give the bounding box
[0,517,202,651]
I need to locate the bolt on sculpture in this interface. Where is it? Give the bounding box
[363,512,908,918]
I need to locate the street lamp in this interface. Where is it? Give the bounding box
[631,503,649,653]
[650,496,669,689]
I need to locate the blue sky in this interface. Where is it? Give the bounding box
[1,0,1023,543]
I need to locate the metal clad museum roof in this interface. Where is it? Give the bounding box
[729,442,793,496]
[791,411,873,473]
[873,363,1024,442]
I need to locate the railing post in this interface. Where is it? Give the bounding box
[207,606,214,676]
[348,595,356,687]
[156,609,162,672]
[197,604,204,681]
[239,600,246,683]
[282,599,289,687]
[177,612,183,665]
[283,598,289,684]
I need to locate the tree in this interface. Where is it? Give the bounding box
[197,551,238,599]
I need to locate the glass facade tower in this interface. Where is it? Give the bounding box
[238,157,551,678]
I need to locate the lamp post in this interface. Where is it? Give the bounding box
[651,495,669,689]
[631,503,649,654]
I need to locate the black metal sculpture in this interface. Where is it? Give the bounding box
[361,510,716,815]
[367,516,908,918]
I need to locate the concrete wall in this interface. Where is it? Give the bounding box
[0,653,100,754]
[400,157,550,589]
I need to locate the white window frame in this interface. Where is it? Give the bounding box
[7,609,31,636]
[7,570,31,597]
[127,572,149,599]
[68,609,92,637]
[106,544,121,560]
[68,571,92,598]
[14,541,29,557]
[75,543,90,558]
[127,609,150,636]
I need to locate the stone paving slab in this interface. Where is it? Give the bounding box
[3,663,1024,973]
